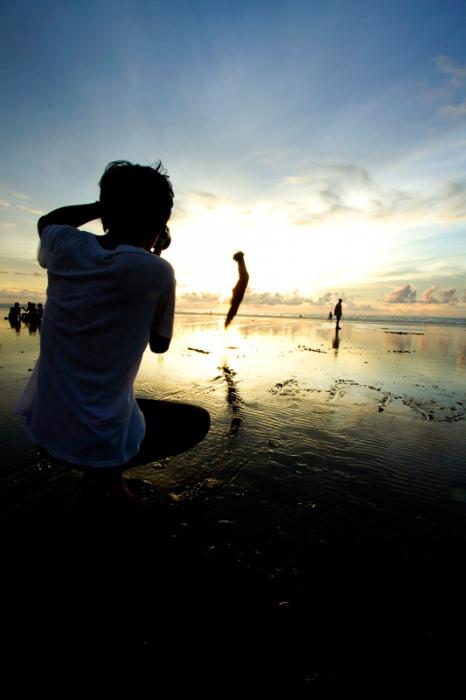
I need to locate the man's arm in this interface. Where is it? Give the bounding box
[149,332,171,354]
[38,202,101,237]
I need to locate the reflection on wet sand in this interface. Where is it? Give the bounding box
[2,314,466,494]
[222,365,243,437]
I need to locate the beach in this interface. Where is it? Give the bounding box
[2,313,466,689]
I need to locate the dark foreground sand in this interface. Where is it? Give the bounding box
[2,456,466,693]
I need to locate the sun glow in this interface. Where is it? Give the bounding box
[168,200,393,301]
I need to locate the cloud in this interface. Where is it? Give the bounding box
[177,288,378,313]
[386,284,417,303]
[282,162,373,188]
[363,180,466,224]
[16,204,45,215]
[243,291,314,306]
[244,291,349,308]
[13,271,44,277]
[178,291,222,304]
[421,286,457,304]
[421,285,439,303]
[441,99,466,117]
[435,55,466,86]
[284,165,466,227]
[438,287,457,304]
[177,289,318,308]
[173,190,232,220]
[386,285,458,305]
[0,199,11,208]
[380,261,465,283]
[0,287,45,303]
[320,162,373,186]
[244,150,289,167]
[189,192,221,206]
[9,190,32,200]
[181,191,227,210]
[0,222,16,229]
[433,55,466,118]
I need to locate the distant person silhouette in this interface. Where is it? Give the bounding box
[8,302,21,320]
[21,302,40,332]
[7,302,21,330]
[328,311,333,321]
[16,160,210,501]
[334,298,343,330]
[21,302,33,321]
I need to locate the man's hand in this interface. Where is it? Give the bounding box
[38,202,101,237]
[149,332,171,353]
[152,226,171,256]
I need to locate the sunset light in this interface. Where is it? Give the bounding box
[0,1,465,318]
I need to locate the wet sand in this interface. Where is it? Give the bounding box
[1,315,466,689]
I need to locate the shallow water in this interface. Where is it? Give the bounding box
[2,314,465,518]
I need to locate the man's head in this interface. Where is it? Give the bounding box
[338,298,342,303]
[99,160,174,250]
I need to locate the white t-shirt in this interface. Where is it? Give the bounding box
[16,225,176,468]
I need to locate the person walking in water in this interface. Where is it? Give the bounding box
[334,298,343,330]
[16,160,210,501]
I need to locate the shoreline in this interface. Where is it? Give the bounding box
[3,305,466,327]
[175,310,466,326]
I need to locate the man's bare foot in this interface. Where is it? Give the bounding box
[81,470,138,504]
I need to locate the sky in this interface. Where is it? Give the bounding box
[1,0,466,317]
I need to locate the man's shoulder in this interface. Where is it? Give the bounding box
[42,223,81,241]
[39,225,83,262]
[121,250,175,283]
[138,252,174,274]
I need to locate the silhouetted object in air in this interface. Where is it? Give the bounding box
[225,251,249,328]
[334,298,343,330]
[16,159,210,502]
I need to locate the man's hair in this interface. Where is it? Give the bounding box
[99,160,174,234]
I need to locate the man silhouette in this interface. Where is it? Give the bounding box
[16,160,210,500]
[334,298,343,330]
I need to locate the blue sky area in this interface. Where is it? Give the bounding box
[1,0,465,315]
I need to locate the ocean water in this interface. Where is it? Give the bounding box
[1,312,465,520]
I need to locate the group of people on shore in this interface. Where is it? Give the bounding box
[6,301,43,330]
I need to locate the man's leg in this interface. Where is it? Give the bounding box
[81,467,133,501]
[80,399,210,502]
